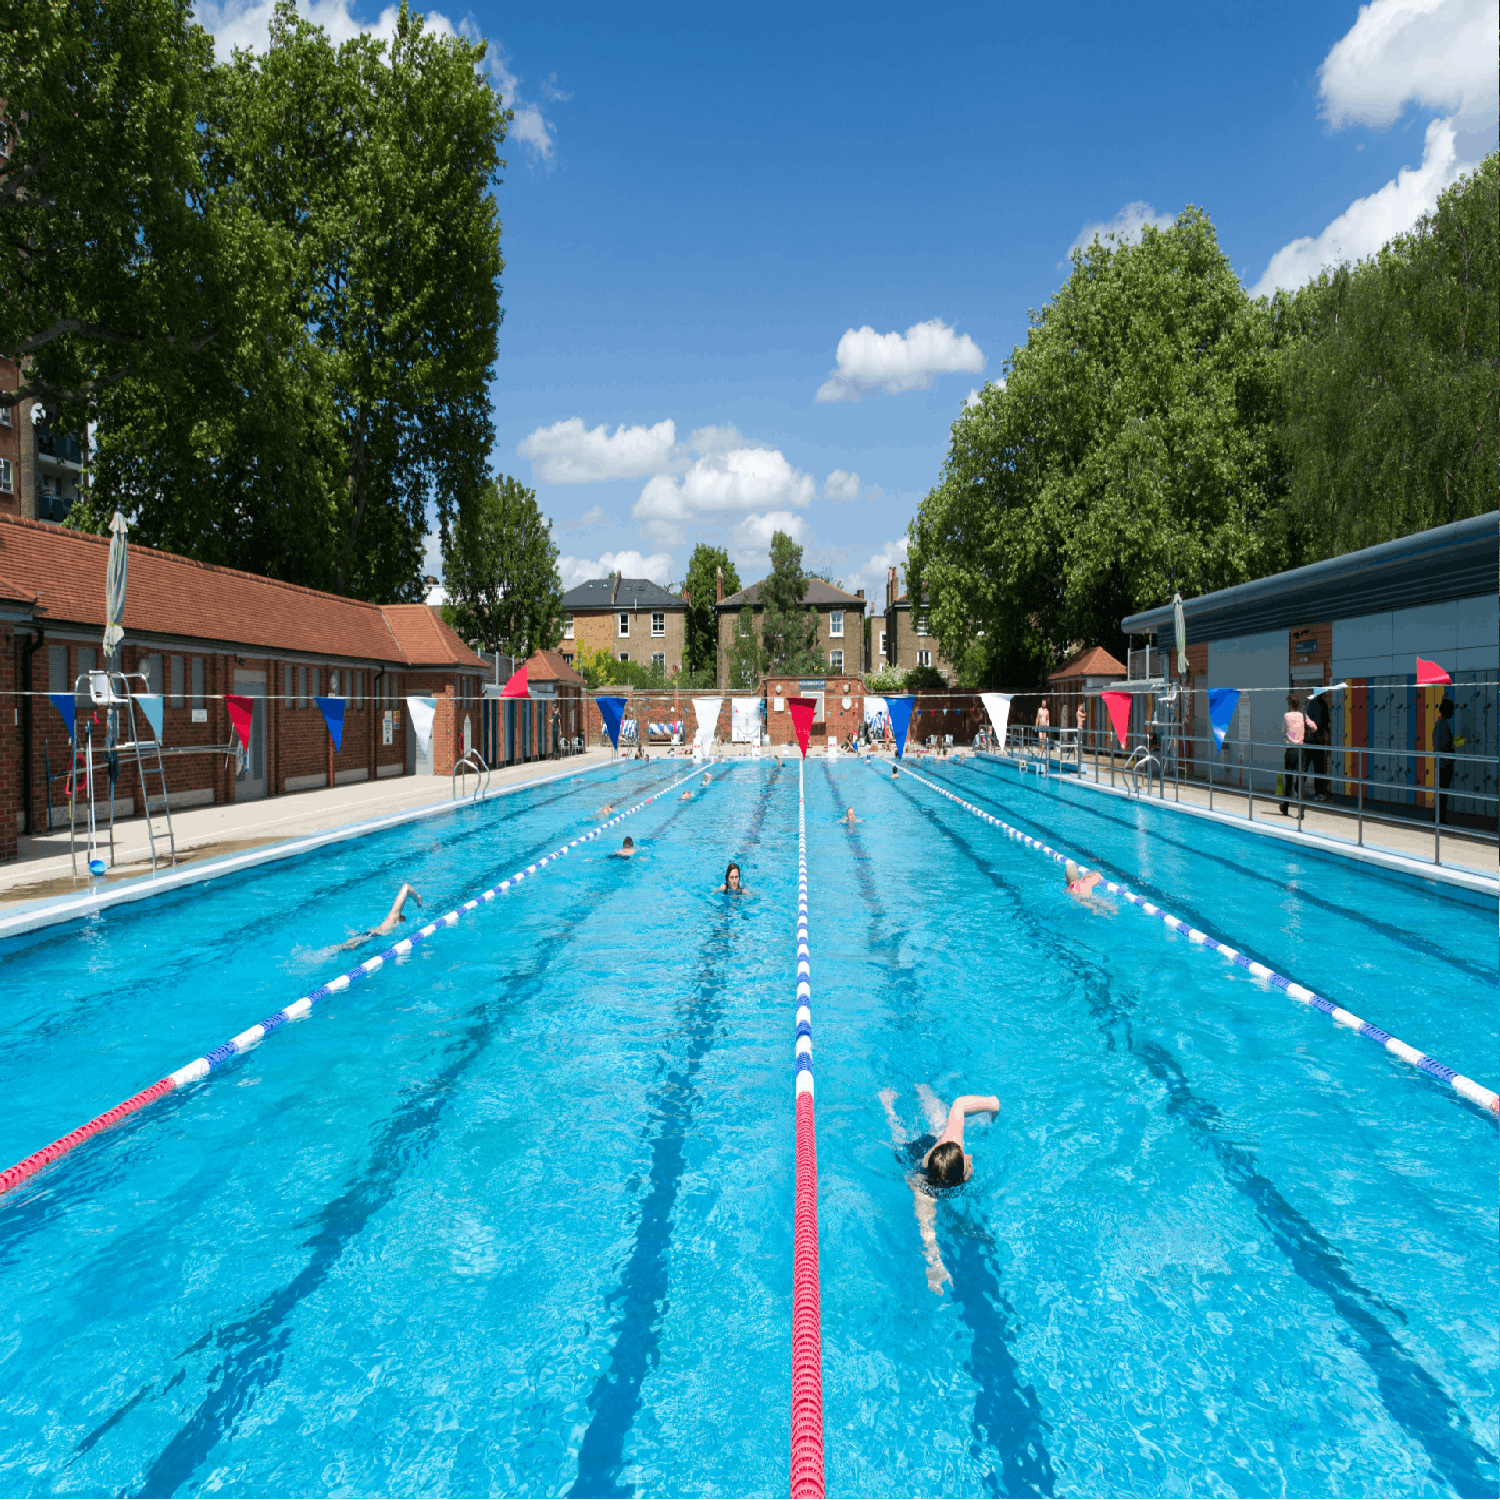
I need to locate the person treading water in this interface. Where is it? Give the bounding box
[610,836,637,860]
[340,882,422,950]
[715,861,753,896]
[840,807,859,825]
[880,1086,1000,1294]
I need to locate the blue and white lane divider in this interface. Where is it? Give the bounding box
[887,763,1499,1121]
[0,769,699,1198]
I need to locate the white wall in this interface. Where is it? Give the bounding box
[1333,593,1499,680]
[1207,628,1288,790]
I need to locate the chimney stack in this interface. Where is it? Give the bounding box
[715,566,724,604]
[610,571,621,605]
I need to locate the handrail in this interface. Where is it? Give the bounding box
[452,748,490,801]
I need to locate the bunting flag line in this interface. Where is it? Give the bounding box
[1101,690,1132,749]
[1206,688,1240,753]
[225,694,254,752]
[135,693,164,743]
[1415,656,1451,686]
[47,692,76,742]
[406,696,436,755]
[979,692,1012,748]
[788,697,817,758]
[315,695,346,754]
[885,696,914,758]
[691,696,722,747]
[596,695,627,749]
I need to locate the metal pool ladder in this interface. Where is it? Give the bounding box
[452,749,491,801]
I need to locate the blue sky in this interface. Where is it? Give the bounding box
[199,0,1497,599]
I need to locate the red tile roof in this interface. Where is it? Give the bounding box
[524,649,584,685]
[0,514,485,669]
[381,604,488,669]
[1049,645,1127,681]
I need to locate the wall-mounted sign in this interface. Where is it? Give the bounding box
[191,708,207,723]
[1295,639,1317,655]
[773,697,784,711]
[382,710,393,745]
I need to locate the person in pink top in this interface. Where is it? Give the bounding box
[1280,693,1316,814]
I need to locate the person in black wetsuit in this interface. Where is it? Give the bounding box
[880,1085,1000,1294]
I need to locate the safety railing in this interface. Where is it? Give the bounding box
[451,749,490,801]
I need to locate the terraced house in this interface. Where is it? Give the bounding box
[559,574,688,677]
[714,574,867,687]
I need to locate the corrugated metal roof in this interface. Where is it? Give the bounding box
[1122,512,1499,644]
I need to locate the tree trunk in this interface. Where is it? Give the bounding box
[337,404,370,594]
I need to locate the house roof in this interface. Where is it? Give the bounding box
[0,514,485,669]
[1049,645,1127,682]
[1121,511,1500,645]
[380,605,488,669]
[562,576,685,610]
[524,648,584,685]
[719,577,866,610]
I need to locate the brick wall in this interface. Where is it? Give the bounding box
[0,622,16,860]
[566,606,688,677]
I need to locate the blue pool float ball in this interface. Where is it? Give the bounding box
[88,858,106,877]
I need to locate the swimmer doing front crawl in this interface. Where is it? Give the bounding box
[340,882,422,950]
[880,1085,999,1294]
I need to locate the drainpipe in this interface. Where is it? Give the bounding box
[21,629,44,835]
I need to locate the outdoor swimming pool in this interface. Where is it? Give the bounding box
[0,756,1493,1496]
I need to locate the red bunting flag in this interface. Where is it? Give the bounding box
[501,665,529,698]
[788,697,817,758]
[1100,690,1133,750]
[225,693,254,751]
[1415,656,1450,686]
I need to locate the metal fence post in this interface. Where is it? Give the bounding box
[1246,695,1254,822]
[1357,753,1364,846]
[1434,751,1442,865]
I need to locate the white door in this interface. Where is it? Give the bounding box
[234,671,267,801]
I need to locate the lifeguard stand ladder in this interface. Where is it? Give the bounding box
[69,670,177,879]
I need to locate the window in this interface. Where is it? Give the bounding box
[311,668,320,701]
[0,404,11,427]
[918,649,932,667]
[355,671,364,709]
[618,652,629,663]
[561,653,574,666]
[563,614,575,639]
[0,459,11,493]
[829,649,844,672]
[330,668,341,698]
[192,657,204,710]
[917,616,929,636]
[652,652,665,672]
[48,644,67,695]
[40,475,60,498]
[170,655,185,707]
[878,629,888,660]
[829,610,844,638]
[283,664,294,709]
[298,665,308,708]
[651,611,665,636]
[618,612,630,638]
[142,653,162,694]
[76,648,95,700]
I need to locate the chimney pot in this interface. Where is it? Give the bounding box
[715,567,724,604]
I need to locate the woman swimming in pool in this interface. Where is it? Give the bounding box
[715,861,753,896]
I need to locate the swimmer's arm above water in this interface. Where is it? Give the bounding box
[908,1174,950,1294]
[937,1095,1000,1151]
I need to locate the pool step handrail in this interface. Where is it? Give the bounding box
[452,748,490,801]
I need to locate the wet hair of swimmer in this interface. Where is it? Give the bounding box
[623,836,633,849]
[926,1140,965,1187]
[724,861,741,887]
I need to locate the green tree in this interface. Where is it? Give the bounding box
[759,530,822,675]
[1268,154,1497,564]
[682,543,739,677]
[0,0,220,421]
[73,0,507,602]
[908,207,1282,679]
[442,475,562,658]
[724,608,764,688]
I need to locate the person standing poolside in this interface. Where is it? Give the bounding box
[880,1086,1000,1294]
[715,861,753,895]
[1433,697,1456,824]
[341,882,422,949]
[1280,694,1315,814]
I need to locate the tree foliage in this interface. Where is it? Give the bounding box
[759,530,822,676]
[56,0,507,602]
[441,474,562,658]
[1268,155,1497,560]
[573,643,666,690]
[682,543,738,676]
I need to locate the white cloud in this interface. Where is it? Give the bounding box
[557,550,675,591]
[1318,0,1496,132]
[815,318,985,402]
[964,389,982,410]
[1251,118,1479,296]
[635,448,816,546]
[824,469,860,503]
[556,504,609,533]
[728,512,809,576]
[193,2,559,160]
[518,418,678,484]
[1065,201,1175,259]
[846,536,909,606]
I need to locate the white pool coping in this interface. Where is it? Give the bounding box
[973,752,1499,900]
[0,757,622,943]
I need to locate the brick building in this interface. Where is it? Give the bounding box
[0,514,490,863]
[0,357,88,525]
[714,574,867,687]
[560,575,688,678]
[882,566,957,684]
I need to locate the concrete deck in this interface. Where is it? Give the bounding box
[0,749,617,913]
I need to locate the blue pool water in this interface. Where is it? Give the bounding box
[0,757,1493,1497]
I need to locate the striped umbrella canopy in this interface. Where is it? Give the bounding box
[103,511,129,661]
[1173,590,1187,678]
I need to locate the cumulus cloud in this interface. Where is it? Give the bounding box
[1252,119,1477,295]
[557,549,675,591]
[636,448,816,546]
[845,537,910,610]
[1065,200,1175,260]
[518,418,678,484]
[193,1,559,159]
[1318,0,1496,132]
[824,469,860,503]
[815,318,985,402]
[731,511,807,562]
[556,504,610,533]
